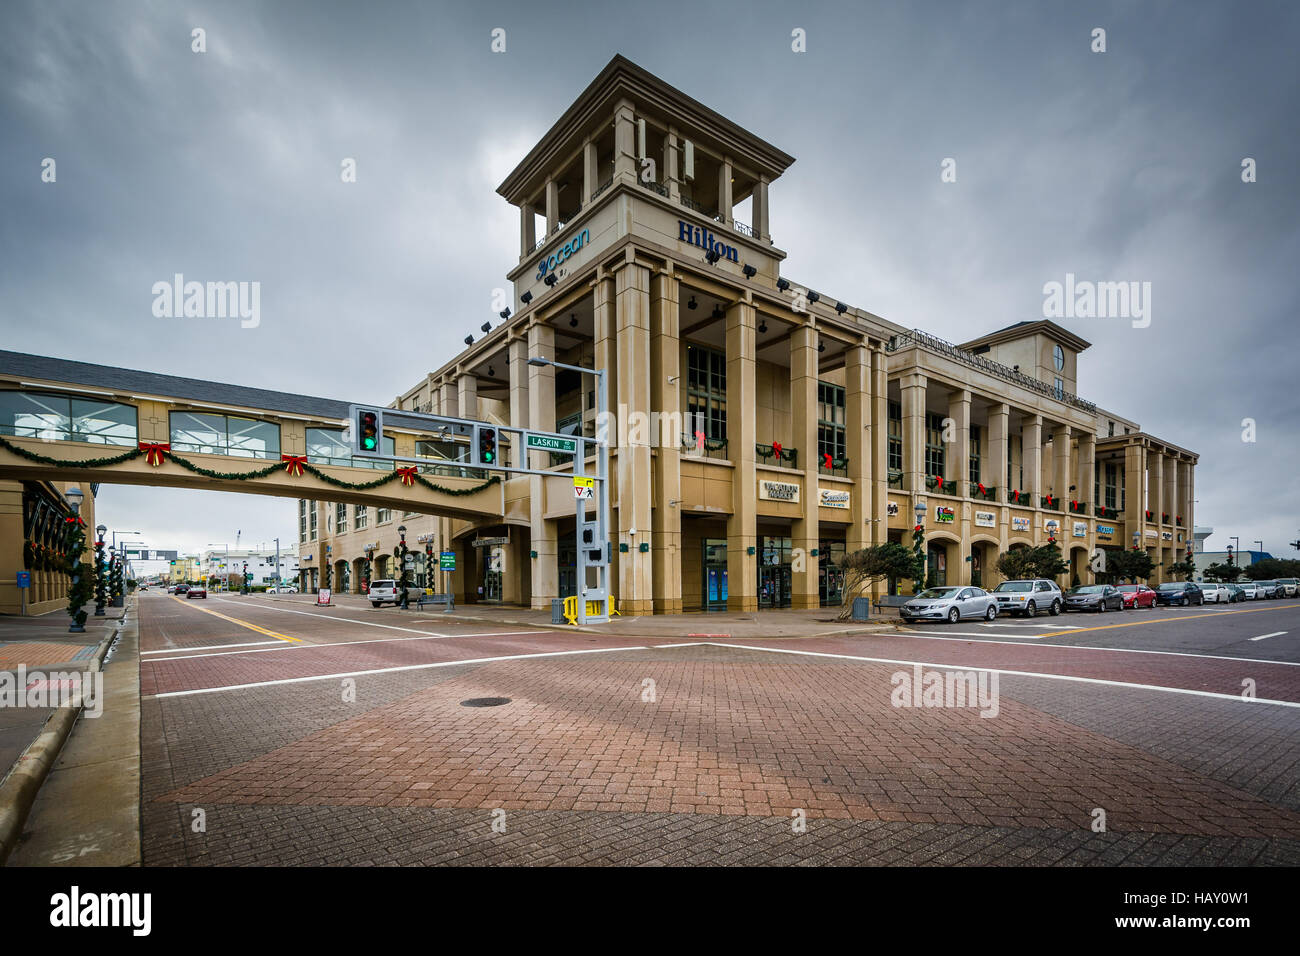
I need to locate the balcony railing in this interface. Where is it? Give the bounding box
[732,220,755,238]
[817,456,849,477]
[1068,500,1089,515]
[886,329,1098,413]
[1095,505,1119,519]
[680,434,728,461]
[679,195,723,222]
[1041,495,1063,510]
[888,470,904,490]
[641,179,669,198]
[971,484,998,502]
[592,176,613,200]
[925,475,956,494]
[756,443,797,467]
[1007,489,1031,506]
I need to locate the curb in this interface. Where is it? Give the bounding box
[0,607,127,866]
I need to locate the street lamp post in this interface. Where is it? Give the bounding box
[528,356,609,625]
[913,499,927,594]
[397,525,409,609]
[94,524,107,616]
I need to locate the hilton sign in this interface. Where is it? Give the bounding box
[678,221,739,263]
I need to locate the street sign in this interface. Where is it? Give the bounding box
[16,571,30,589]
[574,476,596,500]
[472,536,509,548]
[439,551,456,571]
[527,434,578,455]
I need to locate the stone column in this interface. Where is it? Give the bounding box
[650,270,682,613]
[1150,452,1164,528]
[1078,431,1096,512]
[527,322,556,609]
[726,299,758,611]
[845,344,871,555]
[508,337,529,436]
[582,140,597,207]
[1023,415,1043,506]
[593,274,618,592]
[457,373,478,424]
[440,380,459,419]
[1123,441,1145,547]
[870,346,889,547]
[613,99,637,182]
[718,158,734,225]
[947,389,971,498]
[790,324,819,608]
[1051,424,1071,509]
[0,486,22,615]
[989,404,1010,501]
[754,176,771,242]
[544,178,558,238]
[900,373,927,496]
[664,128,680,201]
[614,259,654,615]
[520,203,536,258]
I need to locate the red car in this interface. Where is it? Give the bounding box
[1116,584,1156,609]
[186,585,208,599]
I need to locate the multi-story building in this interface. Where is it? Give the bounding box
[299,55,1197,613]
[201,548,298,589]
[0,478,98,616]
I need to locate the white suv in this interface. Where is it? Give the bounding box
[991,579,1064,617]
[368,579,403,607]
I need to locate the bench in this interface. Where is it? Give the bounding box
[873,594,912,610]
[415,592,455,611]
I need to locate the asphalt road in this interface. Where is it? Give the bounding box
[137,590,1300,866]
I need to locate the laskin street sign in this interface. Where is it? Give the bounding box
[527,434,577,455]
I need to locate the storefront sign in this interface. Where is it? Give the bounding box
[758,480,800,502]
[1096,525,1115,543]
[535,228,590,280]
[1072,521,1088,538]
[472,535,510,548]
[934,506,956,523]
[974,510,996,528]
[1145,529,1157,539]
[887,501,900,517]
[818,488,850,509]
[1012,516,1031,532]
[1161,531,1173,541]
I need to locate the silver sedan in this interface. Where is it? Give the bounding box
[900,586,998,624]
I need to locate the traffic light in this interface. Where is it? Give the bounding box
[477,427,497,466]
[357,408,381,453]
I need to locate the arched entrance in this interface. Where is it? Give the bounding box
[352,557,366,593]
[334,559,350,593]
[970,537,999,589]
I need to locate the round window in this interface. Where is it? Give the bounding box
[1053,344,1065,371]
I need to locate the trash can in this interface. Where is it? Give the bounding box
[551,599,566,624]
[851,597,871,621]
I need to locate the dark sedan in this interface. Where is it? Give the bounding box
[1064,584,1124,612]
[186,585,208,599]
[1155,582,1203,606]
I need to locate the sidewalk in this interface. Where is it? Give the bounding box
[0,607,121,783]
[247,591,905,640]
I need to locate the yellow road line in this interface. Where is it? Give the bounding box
[169,595,303,644]
[1062,603,1299,636]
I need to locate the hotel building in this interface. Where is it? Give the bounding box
[297,56,1197,613]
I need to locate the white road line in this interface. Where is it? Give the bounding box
[142,629,558,663]
[980,622,1080,629]
[892,629,1300,666]
[676,642,1300,709]
[900,629,1043,639]
[214,597,540,639]
[142,640,287,654]
[146,645,648,699]
[1249,631,1288,642]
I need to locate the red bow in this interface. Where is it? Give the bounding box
[281,454,308,477]
[1012,489,1020,502]
[772,442,782,459]
[822,452,833,469]
[1045,494,1053,505]
[1071,499,1078,509]
[913,524,923,532]
[694,430,705,450]
[977,482,985,495]
[139,442,169,466]
[934,476,944,489]
[396,466,418,487]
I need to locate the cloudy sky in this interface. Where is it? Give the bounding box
[2,0,1297,559]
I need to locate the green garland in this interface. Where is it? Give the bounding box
[64,517,93,628]
[0,434,500,496]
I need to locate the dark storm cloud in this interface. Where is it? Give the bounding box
[2,0,1297,554]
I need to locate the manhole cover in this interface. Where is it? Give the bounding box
[460,697,512,707]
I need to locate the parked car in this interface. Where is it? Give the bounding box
[1225,584,1247,603]
[1239,582,1263,600]
[1155,582,1203,606]
[267,584,299,593]
[368,579,404,608]
[1278,578,1299,598]
[1116,584,1157,609]
[1064,584,1124,613]
[1198,582,1230,603]
[901,586,998,624]
[186,585,208,599]
[991,579,1063,617]
[1255,580,1281,599]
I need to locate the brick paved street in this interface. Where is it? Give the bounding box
[135,591,1300,865]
